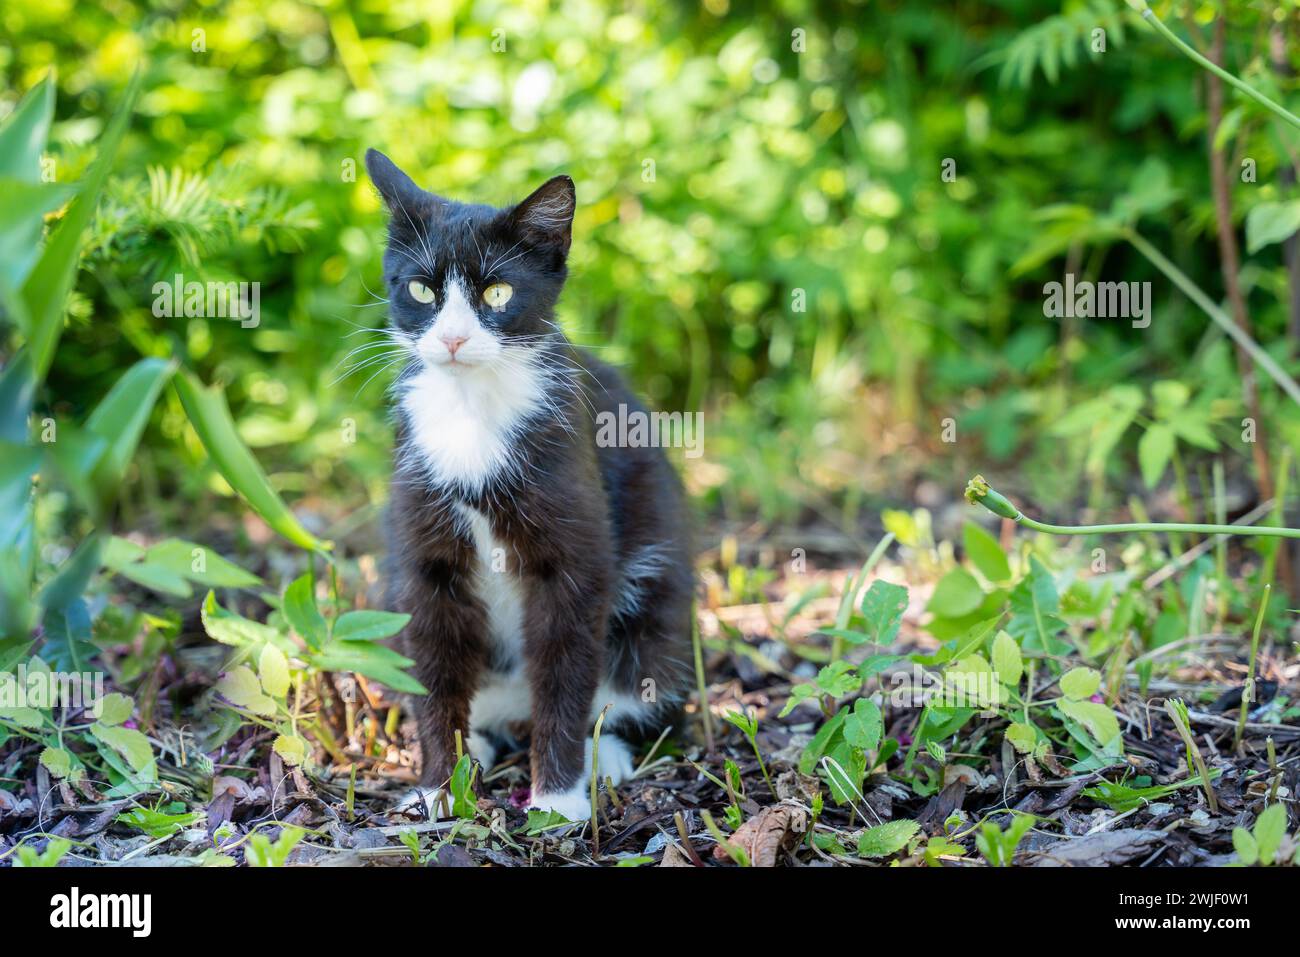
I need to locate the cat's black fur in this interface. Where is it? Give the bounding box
[367,149,694,801]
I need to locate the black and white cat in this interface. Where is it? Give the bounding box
[366,150,694,819]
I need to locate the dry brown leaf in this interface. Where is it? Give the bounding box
[711,801,808,867]
[659,842,694,867]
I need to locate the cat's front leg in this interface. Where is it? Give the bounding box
[396,562,490,799]
[523,566,607,819]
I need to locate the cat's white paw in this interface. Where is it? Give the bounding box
[393,786,447,820]
[529,784,590,821]
[465,731,498,770]
[586,733,635,786]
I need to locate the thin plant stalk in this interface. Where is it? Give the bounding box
[1165,697,1219,815]
[966,476,1300,540]
[1131,1,1300,134]
[1235,584,1270,751]
[1124,229,1300,409]
[691,612,714,750]
[589,703,612,854]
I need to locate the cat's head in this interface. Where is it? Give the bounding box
[365,149,575,373]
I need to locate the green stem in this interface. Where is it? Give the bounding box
[966,475,1300,540]
[1123,229,1300,409]
[1136,6,1300,134]
[1235,584,1270,751]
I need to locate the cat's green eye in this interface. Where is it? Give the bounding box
[483,282,513,310]
[408,280,436,304]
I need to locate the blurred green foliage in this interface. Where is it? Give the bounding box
[3,0,1300,533]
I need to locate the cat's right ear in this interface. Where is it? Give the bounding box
[365,149,426,215]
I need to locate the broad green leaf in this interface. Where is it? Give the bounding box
[39,746,72,778]
[943,654,1004,708]
[0,73,54,181]
[1253,803,1286,866]
[857,579,908,645]
[273,734,308,767]
[857,819,921,858]
[283,574,327,648]
[1057,697,1121,747]
[90,722,156,776]
[1138,423,1175,488]
[311,640,426,695]
[843,698,883,751]
[1060,666,1101,700]
[1005,722,1038,754]
[1232,827,1259,866]
[216,665,277,716]
[141,539,260,589]
[258,644,291,698]
[173,370,326,552]
[0,179,75,293]
[991,630,1022,686]
[332,609,411,642]
[94,692,134,726]
[927,567,984,618]
[963,522,1011,583]
[200,591,294,655]
[85,357,176,489]
[1246,199,1300,255]
[22,71,142,381]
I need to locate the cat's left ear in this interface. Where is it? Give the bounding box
[365,149,427,216]
[508,175,576,255]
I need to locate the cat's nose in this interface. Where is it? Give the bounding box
[441,335,469,358]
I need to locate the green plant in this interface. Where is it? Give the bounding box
[244,825,306,867]
[975,812,1036,867]
[1232,803,1297,867]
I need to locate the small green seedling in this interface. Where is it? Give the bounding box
[975,812,1036,867]
[1232,804,1297,867]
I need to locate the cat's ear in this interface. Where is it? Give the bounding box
[365,149,426,215]
[508,175,576,255]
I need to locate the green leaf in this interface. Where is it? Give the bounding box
[311,640,426,695]
[84,357,175,490]
[0,73,54,181]
[857,819,921,858]
[273,734,308,767]
[843,698,883,752]
[1246,199,1300,255]
[216,665,277,716]
[991,630,1022,686]
[173,370,327,552]
[283,574,327,648]
[21,71,142,381]
[1060,666,1101,700]
[927,567,984,618]
[1138,423,1175,488]
[1057,697,1121,747]
[1253,803,1286,866]
[963,522,1011,583]
[858,580,908,645]
[1232,827,1259,866]
[943,654,1004,708]
[332,610,411,642]
[258,644,291,698]
[1005,722,1038,754]
[90,722,156,777]
[200,591,293,655]
[94,692,134,726]
[39,746,71,779]
[141,539,260,589]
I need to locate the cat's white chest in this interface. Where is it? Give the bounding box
[399,357,547,493]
